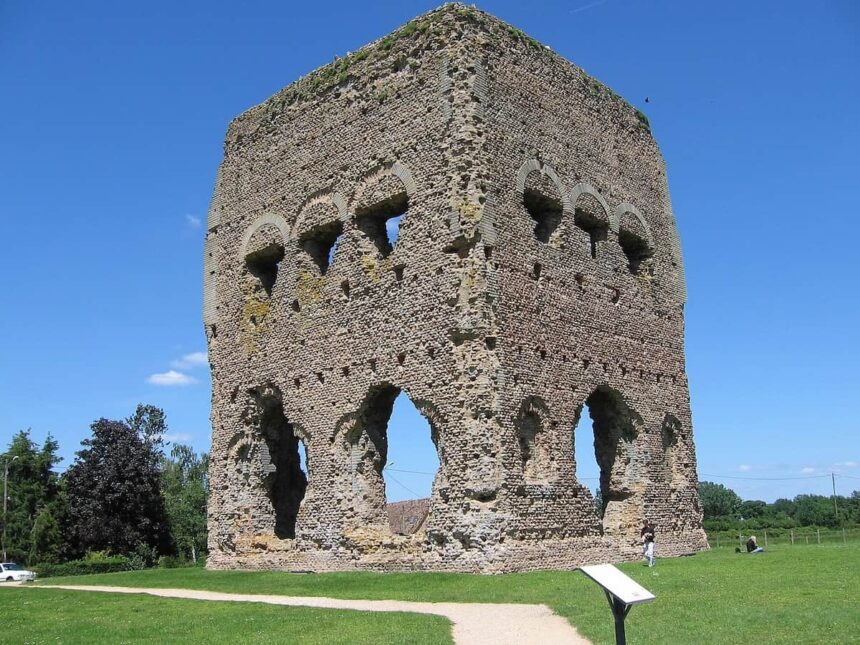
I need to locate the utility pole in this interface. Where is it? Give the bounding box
[832,472,839,521]
[2,456,19,562]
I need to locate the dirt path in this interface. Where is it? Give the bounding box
[36,584,590,645]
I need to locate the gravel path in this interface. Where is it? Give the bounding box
[37,584,590,645]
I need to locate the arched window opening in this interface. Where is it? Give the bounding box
[356,192,408,258]
[572,387,640,533]
[345,384,442,535]
[299,220,343,275]
[661,414,678,453]
[574,193,608,259]
[661,413,684,489]
[245,242,285,296]
[298,441,310,478]
[573,408,603,519]
[522,169,563,243]
[516,397,552,481]
[524,188,562,243]
[249,387,307,539]
[618,225,653,276]
[386,214,404,248]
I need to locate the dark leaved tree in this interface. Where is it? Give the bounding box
[63,406,170,559]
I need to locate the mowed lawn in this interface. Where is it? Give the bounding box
[1,587,452,645]
[4,542,857,644]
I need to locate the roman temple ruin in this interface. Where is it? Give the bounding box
[203,4,707,572]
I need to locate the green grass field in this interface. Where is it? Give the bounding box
[1,588,451,645]
[3,542,857,644]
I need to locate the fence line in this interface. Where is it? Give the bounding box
[708,527,859,549]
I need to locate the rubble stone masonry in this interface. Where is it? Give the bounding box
[204,3,707,573]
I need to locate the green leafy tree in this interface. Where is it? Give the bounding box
[771,497,797,517]
[739,499,768,519]
[698,481,742,519]
[794,494,838,528]
[127,405,166,448]
[29,503,62,563]
[63,406,170,559]
[1,430,64,564]
[161,444,209,563]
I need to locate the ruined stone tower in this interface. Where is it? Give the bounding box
[204,4,707,572]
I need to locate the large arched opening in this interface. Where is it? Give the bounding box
[239,385,308,539]
[343,384,443,535]
[572,386,641,536]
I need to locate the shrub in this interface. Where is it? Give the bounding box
[33,556,135,578]
[157,555,192,569]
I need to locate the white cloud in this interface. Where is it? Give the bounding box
[147,370,197,387]
[836,461,857,469]
[171,351,208,370]
[163,433,193,443]
[800,466,817,475]
[738,464,751,472]
[185,214,202,229]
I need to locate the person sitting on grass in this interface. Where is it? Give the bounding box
[746,535,764,553]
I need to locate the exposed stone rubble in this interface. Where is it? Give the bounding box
[204,3,707,573]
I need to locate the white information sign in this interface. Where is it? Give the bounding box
[579,564,656,605]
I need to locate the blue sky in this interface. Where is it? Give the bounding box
[1,1,857,503]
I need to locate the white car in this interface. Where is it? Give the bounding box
[0,562,36,582]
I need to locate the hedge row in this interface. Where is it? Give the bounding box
[33,557,137,578]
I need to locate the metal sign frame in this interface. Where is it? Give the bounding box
[579,563,655,645]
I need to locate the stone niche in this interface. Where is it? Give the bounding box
[203,3,707,573]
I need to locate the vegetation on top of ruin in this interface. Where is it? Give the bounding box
[246,7,448,120]
[226,2,652,147]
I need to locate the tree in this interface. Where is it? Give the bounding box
[63,406,170,559]
[127,405,166,447]
[161,444,209,563]
[794,495,837,528]
[739,499,768,519]
[29,503,62,563]
[593,487,604,518]
[698,481,742,519]
[771,497,797,517]
[1,430,64,564]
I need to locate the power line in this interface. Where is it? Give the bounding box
[386,467,435,476]
[384,471,423,499]
[699,473,831,481]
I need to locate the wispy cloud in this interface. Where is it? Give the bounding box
[836,461,857,469]
[170,351,208,370]
[571,0,612,14]
[738,464,751,472]
[163,432,193,443]
[185,214,202,229]
[147,370,197,387]
[800,466,817,475]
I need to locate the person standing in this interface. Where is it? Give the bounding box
[641,521,656,567]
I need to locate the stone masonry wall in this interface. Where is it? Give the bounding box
[204,3,707,573]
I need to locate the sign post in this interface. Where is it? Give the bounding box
[579,563,655,645]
